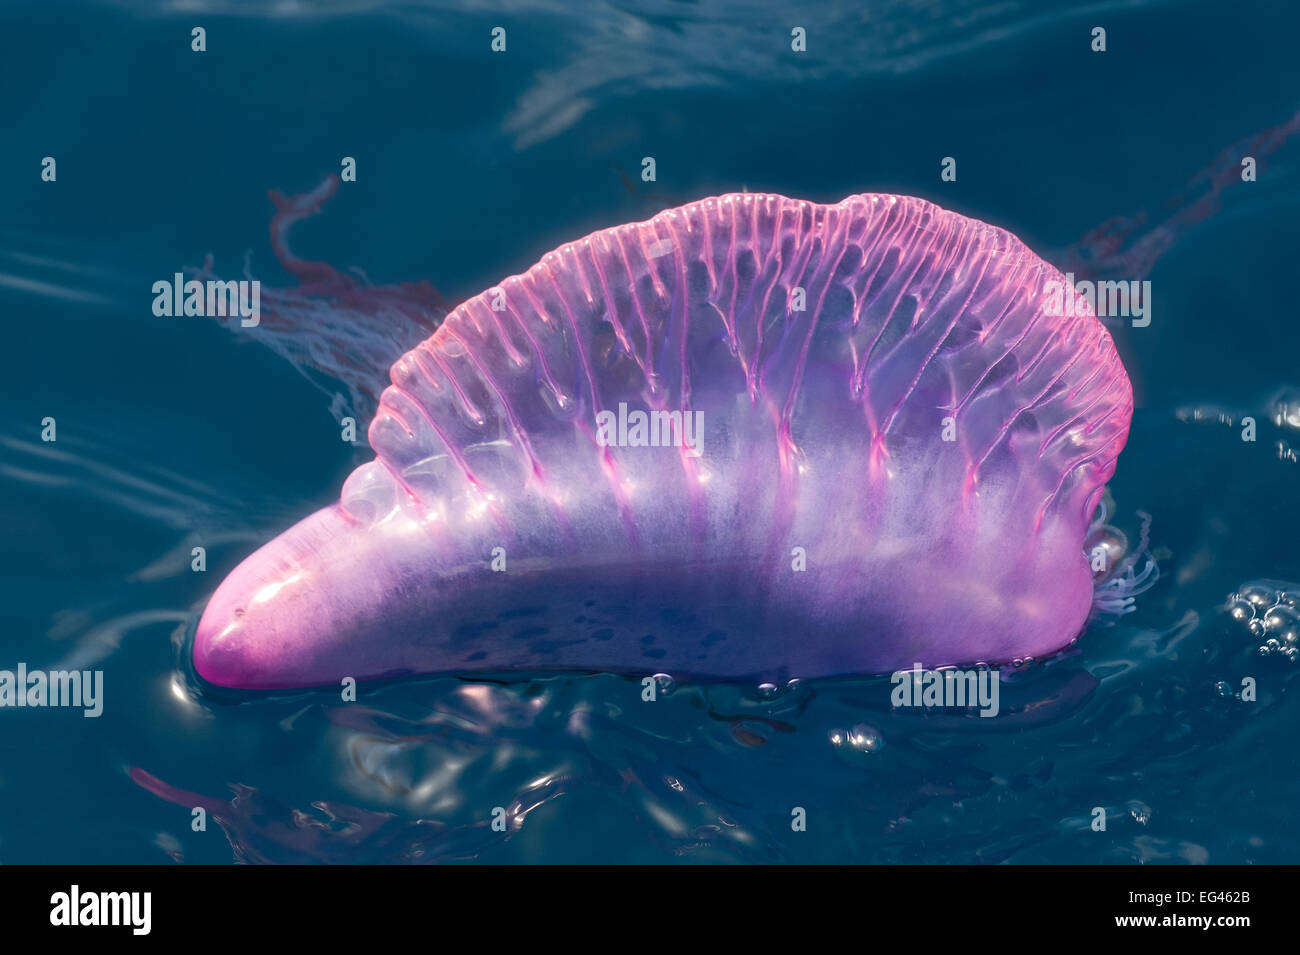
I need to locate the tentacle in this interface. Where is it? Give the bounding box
[1089,508,1158,617]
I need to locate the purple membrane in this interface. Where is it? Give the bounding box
[194,193,1132,689]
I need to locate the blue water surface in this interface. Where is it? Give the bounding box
[1,0,1298,863]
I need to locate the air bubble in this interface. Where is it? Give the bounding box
[341,461,398,524]
[831,723,884,755]
[651,672,675,694]
[1263,606,1299,644]
[1240,583,1277,607]
[1127,801,1152,826]
[1227,598,1254,622]
[1228,581,1300,662]
[1083,525,1127,580]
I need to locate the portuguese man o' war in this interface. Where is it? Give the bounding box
[195,192,1143,689]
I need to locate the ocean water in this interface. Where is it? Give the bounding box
[2,0,1298,864]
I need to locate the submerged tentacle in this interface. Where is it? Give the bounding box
[189,175,447,432]
[1088,507,1159,617]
